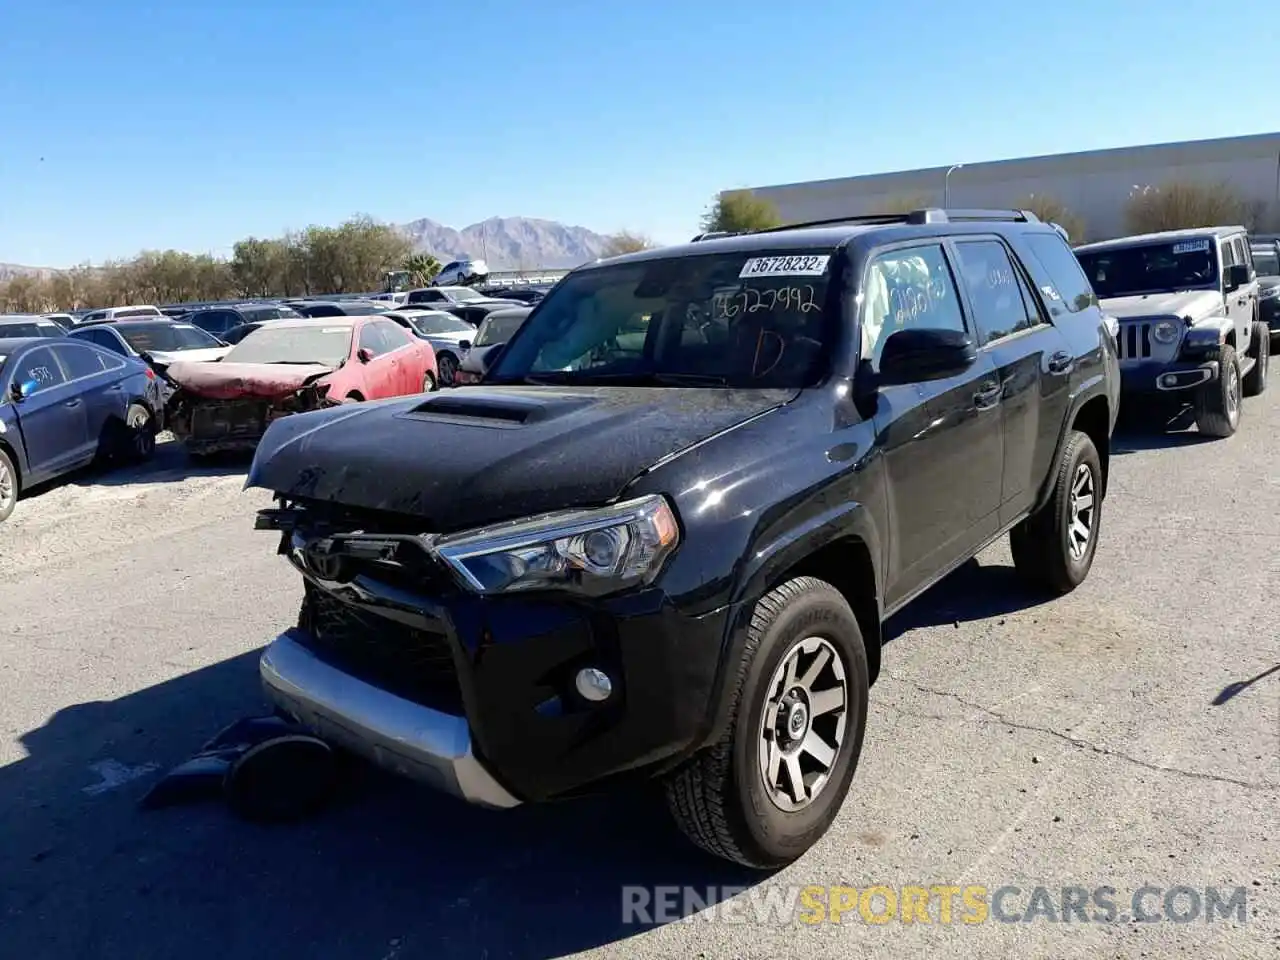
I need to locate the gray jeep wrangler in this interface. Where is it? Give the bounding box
[1075,226,1270,438]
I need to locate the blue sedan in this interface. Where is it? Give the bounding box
[0,337,164,523]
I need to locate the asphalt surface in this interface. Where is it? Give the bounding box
[1,399,1277,960]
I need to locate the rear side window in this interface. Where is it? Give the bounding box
[1026,234,1098,313]
[54,343,111,379]
[953,240,1042,344]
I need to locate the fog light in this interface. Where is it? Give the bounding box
[575,667,613,702]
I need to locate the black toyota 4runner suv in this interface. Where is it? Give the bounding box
[248,209,1120,868]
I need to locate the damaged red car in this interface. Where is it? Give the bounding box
[163,316,438,455]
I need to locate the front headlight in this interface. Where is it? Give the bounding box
[1151,319,1181,344]
[1259,286,1280,301]
[434,494,680,596]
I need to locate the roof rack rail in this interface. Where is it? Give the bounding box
[690,230,736,242]
[756,208,1042,233]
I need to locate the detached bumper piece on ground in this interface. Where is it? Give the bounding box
[140,715,341,823]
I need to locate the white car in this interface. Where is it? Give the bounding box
[382,309,480,386]
[432,258,490,286]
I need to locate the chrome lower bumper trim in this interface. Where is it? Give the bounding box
[259,630,520,809]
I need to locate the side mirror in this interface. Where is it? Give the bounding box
[356,347,374,363]
[876,328,978,386]
[1224,263,1250,292]
[11,379,37,401]
[458,340,472,352]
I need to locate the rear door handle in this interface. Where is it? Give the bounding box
[973,382,1001,409]
[1048,351,1074,374]
[64,398,82,408]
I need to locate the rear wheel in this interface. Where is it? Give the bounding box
[123,403,157,462]
[664,576,869,868]
[437,353,458,387]
[0,447,17,523]
[1010,429,1102,595]
[1243,321,1269,397]
[1194,344,1241,438]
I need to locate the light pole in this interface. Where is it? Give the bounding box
[944,163,964,207]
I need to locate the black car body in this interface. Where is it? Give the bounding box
[249,209,1120,867]
[185,303,303,338]
[0,337,162,523]
[1249,237,1280,339]
[404,285,522,310]
[291,300,391,319]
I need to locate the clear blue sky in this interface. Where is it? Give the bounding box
[2,0,1277,267]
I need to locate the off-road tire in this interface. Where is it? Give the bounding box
[1194,344,1241,438]
[0,446,17,523]
[1010,429,1102,596]
[663,576,869,869]
[1243,321,1269,397]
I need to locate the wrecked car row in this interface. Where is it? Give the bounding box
[160,316,440,455]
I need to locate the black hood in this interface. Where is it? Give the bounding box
[245,385,792,529]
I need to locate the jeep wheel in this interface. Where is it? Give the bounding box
[1010,429,1102,595]
[1242,322,1269,397]
[663,576,868,868]
[1194,344,1241,438]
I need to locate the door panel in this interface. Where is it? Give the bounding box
[862,241,1005,605]
[7,347,90,478]
[951,237,1072,522]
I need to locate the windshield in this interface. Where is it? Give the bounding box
[224,324,352,365]
[120,323,222,352]
[0,321,62,338]
[488,251,836,388]
[1076,239,1219,298]
[473,311,529,346]
[408,313,474,336]
[1252,246,1280,276]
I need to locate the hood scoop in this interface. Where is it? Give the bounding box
[403,390,593,427]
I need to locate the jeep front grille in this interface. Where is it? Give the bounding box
[1116,318,1180,364]
[296,583,463,714]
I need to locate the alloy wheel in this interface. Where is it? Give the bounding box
[758,636,848,812]
[1067,462,1095,562]
[0,459,13,511]
[1226,361,1240,421]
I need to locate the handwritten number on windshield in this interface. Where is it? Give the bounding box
[712,285,820,320]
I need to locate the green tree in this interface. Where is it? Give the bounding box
[1124,180,1246,235]
[402,252,442,286]
[602,230,655,256]
[1014,194,1086,242]
[701,190,781,234]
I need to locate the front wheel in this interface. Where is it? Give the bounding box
[1194,344,1241,438]
[1010,429,1102,595]
[424,371,438,392]
[0,446,17,523]
[664,576,869,868]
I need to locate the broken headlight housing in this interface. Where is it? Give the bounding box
[433,494,680,596]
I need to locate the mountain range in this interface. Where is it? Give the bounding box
[1,216,613,277]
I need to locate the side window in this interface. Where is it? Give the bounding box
[95,330,127,355]
[376,321,413,349]
[861,244,966,371]
[11,347,68,393]
[1025,233,1098,314]
[54,343,109,379]
[953,240,1040,344]
[358,323,388,357]
[1234,238,1251,274]
[1220,240,1237,268]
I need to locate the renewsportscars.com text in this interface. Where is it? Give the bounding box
[621,884,1250,926]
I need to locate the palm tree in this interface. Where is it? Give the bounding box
[403,253,442,287]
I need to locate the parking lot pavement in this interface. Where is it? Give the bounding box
[1,402,1278,960]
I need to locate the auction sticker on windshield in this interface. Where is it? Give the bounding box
[1172,239,1211,254]
[739,255,831,279]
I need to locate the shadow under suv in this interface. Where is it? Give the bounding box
[248,208,1120,868]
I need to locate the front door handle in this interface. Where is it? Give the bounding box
[1048,351,1074,374]
[973,382,1001,409]
[63,398,82,408]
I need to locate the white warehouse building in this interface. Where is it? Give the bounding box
[744,132,1280,243]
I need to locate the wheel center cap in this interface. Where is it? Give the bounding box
[787,702,808,738]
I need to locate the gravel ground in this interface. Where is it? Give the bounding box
[1,399,1277,960]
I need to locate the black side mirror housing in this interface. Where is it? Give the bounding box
[1224,263,1250,292]
[458,339,472,351]
[876,328,978,386]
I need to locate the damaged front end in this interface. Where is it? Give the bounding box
[162,363,339,454]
